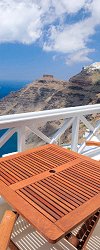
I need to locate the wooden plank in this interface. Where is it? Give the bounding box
[17,189,58,221]
[29,184,68,214]
[41,178,86,203]
[67,165,100,182]
[10,169,51,190]
[0,143,99,168]
[74,162,100,176]
[0,176,10,185]
[0,163,23,181]
[10,158,81,190]
[55,193,100,233]
[74,161,100,173]
[0,144,51,163]
[65,169,100,189]
[6,160,33,177]
[36,182,82,206]
[15,155,51,172]
[22,187,63,219]
[0,171,14,184]
[0,180,64,243]
[60,171,99,193]
[0,211,17,250]
[73,165,100,181]
[47,146,77,162]
[51,144,100,166]
[86,141,100,147]
[32,183,79,209]
[41,179,83,211]
[33,150,69,166]
[51,175,92,199]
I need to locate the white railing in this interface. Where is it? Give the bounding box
[0,104,100,157]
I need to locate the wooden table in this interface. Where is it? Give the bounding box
[0,144,100,243]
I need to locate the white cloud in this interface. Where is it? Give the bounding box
[0,0,42,43]
[43,18,95,53]
[66,48,95,65]
[50,0,88,15]
[88,0,100,24]
[43,0,100,63]
[0,0,100,63]
[37,0,88,16]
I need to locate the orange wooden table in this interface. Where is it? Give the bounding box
[0,144,100,243]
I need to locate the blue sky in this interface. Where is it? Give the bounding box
[0,0,100,81]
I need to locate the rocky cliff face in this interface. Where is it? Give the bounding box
[0,64,100,116]
[0,65,100,146]
[69,62,100,86]
[69,63,100,105]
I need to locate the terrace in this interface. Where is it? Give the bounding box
[0,104,100,250]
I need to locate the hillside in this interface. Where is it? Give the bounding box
[0,64,100,146]
[0,63,100,115]
[69,62,100,86]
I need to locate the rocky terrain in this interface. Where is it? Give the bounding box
[0,63,100,146]
[0,64,100,115]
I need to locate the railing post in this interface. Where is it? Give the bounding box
[71,117,79,152]
[17,126,25,152]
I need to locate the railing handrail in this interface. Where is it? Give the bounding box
[0,104,100,129]
[0,104,100,157]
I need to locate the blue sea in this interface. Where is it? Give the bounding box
[0,80,30,157]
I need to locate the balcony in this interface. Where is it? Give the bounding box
[0,104,100,250]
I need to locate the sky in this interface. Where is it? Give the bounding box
[0,0,100,81]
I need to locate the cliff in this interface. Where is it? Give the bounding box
[0,64,100,146]
[0,65,100,115]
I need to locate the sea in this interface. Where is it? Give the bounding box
[0,80,30,157]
